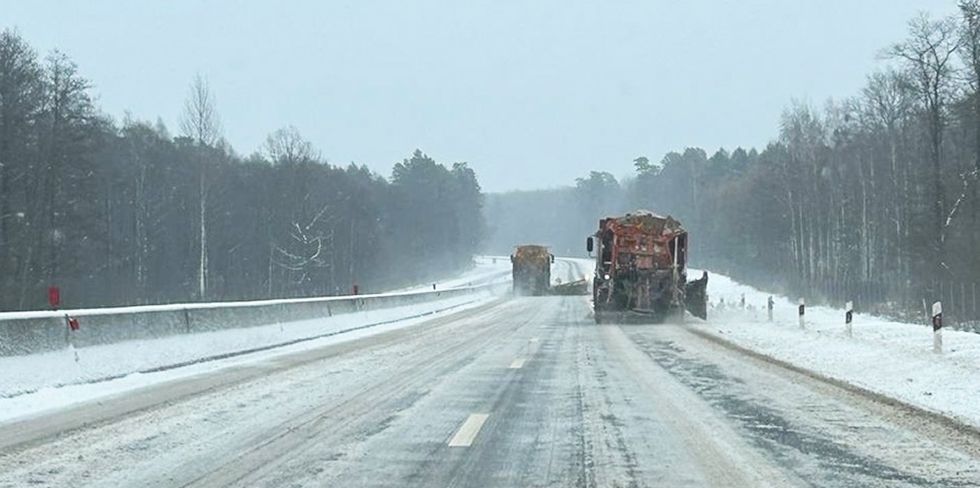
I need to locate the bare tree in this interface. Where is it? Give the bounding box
[959,1,980,261]
[37,51,94,290]
[264,125,318,165]
[263,126,331,293]
[180,74,221,147]
[0,29,42,286]
[180,74,221,299]
[860,70,916,281]
[887,12,961,272]
[961,1,980,171]
[779,102,826,290]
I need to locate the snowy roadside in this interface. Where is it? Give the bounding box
[392,256,512,292]
[0,256,587,424]
[692,271,980,430]
[0,292,492,397]
[0,259,513,405]
[0,256,516,390]
[398,254,591,291]
[0,295,501,425]
[403,254,590,291]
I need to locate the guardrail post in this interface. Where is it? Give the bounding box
[64,314,71,347]
[183,308,192,334]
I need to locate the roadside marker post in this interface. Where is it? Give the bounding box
[798,298,805,329]
[48,286,60,310]
[64,314,81,363]
[767,296,774,322]
[932,301,943,354]
[845,301,853,338]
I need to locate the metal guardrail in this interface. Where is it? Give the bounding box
[0,285,501,358]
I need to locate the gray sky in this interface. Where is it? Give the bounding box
[2,0,958,192]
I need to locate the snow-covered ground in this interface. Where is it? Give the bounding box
[7,258,980,486]
[0,296,504,425]
[0,257,592,423]
[394,255,513,292]
[696,270,980,430]
[397,255,591,292]
[0,258,515,403]
[0,291,495,396]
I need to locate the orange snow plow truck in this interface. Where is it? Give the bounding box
[587,211,708,323]
[511,245,554,296]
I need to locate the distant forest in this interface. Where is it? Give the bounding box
[0,29,483,311]
[488,6,980,325]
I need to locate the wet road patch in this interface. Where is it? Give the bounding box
[627,333,971,487]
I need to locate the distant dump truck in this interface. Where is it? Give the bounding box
[587,211,708,323]
[511,245,553,296]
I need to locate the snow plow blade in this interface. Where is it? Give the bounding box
[684,271,708,320]
[550,279,589,296]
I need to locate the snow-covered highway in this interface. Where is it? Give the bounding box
[1,261,980,487]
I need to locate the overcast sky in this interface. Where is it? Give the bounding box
[1,0,959,192]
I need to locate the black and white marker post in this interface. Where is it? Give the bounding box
[845,301,853,338]
[767,296,774,322]
[798,298,805,329]
[932,301,943,354]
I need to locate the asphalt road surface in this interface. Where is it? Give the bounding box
[2,294,980,487]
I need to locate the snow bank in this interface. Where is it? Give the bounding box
[0,297,500,424]
[0,286,500,398]
[0,286,497,356]
[695,271,980,430]
[394,255,513,292]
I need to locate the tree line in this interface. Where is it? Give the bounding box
[0,29,484,311]
[487,5,980,326]
[634,5,980,325]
